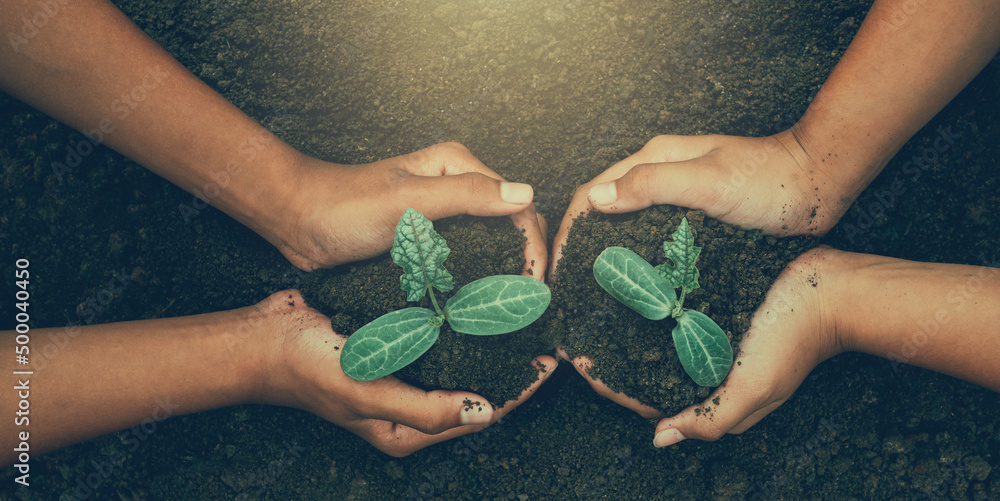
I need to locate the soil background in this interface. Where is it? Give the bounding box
[2,0,999,499]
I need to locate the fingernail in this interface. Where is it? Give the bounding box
[500,182,533,204]
[459,403,493,425]
[653,428,686,448]
[589,182,618,206]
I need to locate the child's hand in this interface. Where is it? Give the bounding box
[557,248,845,446]
[273,142,548,279]
[255,290,557,457]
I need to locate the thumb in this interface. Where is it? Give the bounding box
[651,382,782,447]
[405,172,534,221]
[586,158,724,214]
[362,375,495,435]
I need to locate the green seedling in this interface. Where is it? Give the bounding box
[341,208,552,381]
[592,218,733,387]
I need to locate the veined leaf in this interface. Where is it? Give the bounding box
[391,208,454,302]
[445,276,551,335]
[341,307,441,381]
[671,310,733,386]
[656,217,701,295]
[593,247,676,320]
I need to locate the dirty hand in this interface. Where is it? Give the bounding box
[256,290,557,457]
[563,247,843,446]
[276,142,547,278]
[650,247,844,446]
[551,131,848,276]
[559,247,843,444]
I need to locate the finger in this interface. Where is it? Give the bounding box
[651,363,777,447]
[350,411,488,458]
[392,143,547,278]
[729,400,785,434]
[400,172,534,221]
[586,157,725,215]
[395,142,536,219]
[509,204,548,280]
[549,188,587,280]
[358,376,494,436]
[354,355,558,457]
[549,135,717,278]
[492,355,558,420]
[404,141,497,178]
[557,348,663,419]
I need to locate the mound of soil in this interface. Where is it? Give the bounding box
[554,205,815,414]
[299,215,554,406]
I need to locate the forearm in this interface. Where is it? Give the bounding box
[827,251,1000,391]
[0,0,302,236]
[0,304,268,465]
[793,0,1000,201]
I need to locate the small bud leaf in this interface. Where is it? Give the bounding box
[391,208,454,302]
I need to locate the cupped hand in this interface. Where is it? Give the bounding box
[551,131,847,276]
[557,247,844,445]
[277,142,547,279]
[652,247,843,446]
[255,290,557,457]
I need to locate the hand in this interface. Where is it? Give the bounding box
[254,290,557,457]
[551,131,848,276]
[273,142,547,278]
[652,247,843,446]
[559,248,844,446]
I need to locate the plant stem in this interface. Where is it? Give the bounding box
[427,286,444,316]
[672,289,687,318]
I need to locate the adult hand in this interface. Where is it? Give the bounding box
[557,248,844,445]
[256,290,557,457]
[274,143,547,279]
[551,131,847,276]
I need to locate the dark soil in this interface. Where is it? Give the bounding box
[555,207,815,415]
[2,0,999,499]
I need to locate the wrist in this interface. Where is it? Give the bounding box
[237,290,329,409]
[197,303,279,408]
[767,129,864,233]
[811,247,861,357]
[254,154,346,271]
[231,293,296,406]
[788,104,894,210]
[214,140,307,248]
[823,251,892,354]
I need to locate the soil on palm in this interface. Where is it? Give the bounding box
[554,205,816,415]
[299,215,554,407]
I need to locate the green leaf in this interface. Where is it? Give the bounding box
[341,307,441,381]
[593,247,676,320]
[390,208,454,302]
[444,276,551,335]
[656,217,701,295]
[671,310,733,386]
